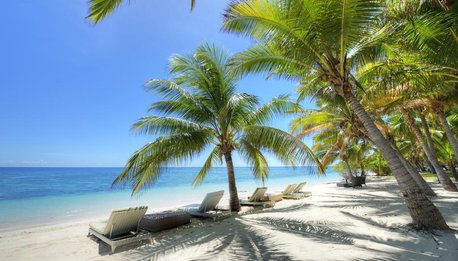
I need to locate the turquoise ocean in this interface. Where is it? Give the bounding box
[0,167,339,232]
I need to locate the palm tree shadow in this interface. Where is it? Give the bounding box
[119,217,296,261]
[98,181,458,260]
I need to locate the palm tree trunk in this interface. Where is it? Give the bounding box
[357,148,365,176]
[342,157,353,183]
[394,149,437,197]
[401,109,457,191]
[371,128,434,195]
[223,151,241,212]
[437,109,458,169]
[418,113,457,191]
[450,163,458,182]
[360,161,365,176]
[386,138,436,197]
[426,156,437,175]
[343,91,449,229]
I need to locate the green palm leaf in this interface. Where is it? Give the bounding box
[87,0,197,24]
[192,146,222,186]
[114,131,212,193]
[242,125,323,172]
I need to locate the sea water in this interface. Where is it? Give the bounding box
[0,167,339,231]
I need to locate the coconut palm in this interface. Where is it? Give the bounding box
[358,53,458,191]
[400,108,457,191]
[113,44,321,212]
[436,137,458,182]
[86,0,197,24]
[291,96,370,177]
[222,0,449,229]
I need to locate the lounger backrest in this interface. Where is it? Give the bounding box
[249,187,268,202]
[283,184,297,195]
[103,206,148,238]
[293,182,306,193]
[198,190,224,213]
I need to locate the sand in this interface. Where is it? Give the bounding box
[1,177,457,261]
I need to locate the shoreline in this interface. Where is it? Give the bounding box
[0,173,340,232]
[1,178,457,260]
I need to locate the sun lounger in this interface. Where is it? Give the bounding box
[88,206,149,253]
[282,184,297,195]
[264,185,298,202]
[183,190,230,221]
[282,183,311,199]
[291,182,312,197]
[240,187,275,207]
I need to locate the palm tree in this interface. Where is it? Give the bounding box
[400,108,457,191]
[291,96,370,178]
[436,137,458,182]
[114,44,321,212]
[222,0,449,229]
[86,0,197,24]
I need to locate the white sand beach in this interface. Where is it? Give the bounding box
[1,178,457,261]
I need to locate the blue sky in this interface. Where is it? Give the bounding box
[0,0,314,167]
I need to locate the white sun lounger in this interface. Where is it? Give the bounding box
[282,184,297,195]
[292,182,312,197]
[88,206,149,253]
[240,187,275,207]
[184,190,230,220]
[283,182,312,199]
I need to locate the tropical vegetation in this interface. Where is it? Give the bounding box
[88,0,458,230]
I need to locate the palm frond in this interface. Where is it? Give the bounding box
[238,139,269,182]
[131,116,212,136]
[192,146,222,186]
[87,0,197,24]
[247,94,296,125]
[114,131,212,193]
[228,44,309,80]
[86,0,123,24]
[242,125,323,172]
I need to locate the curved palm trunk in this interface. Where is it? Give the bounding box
[426,156,437,175]
[223,151,241,212]
[394,148,437,197]
[357,148,365,176]
[368,118,435,195]
[360,161,365,176]
[386,137,436,197]
[401,109,457,191]
[343,91,449,229]
[418,113,457,191]
[450,163,458,182]
[342,157,354,181]
[437,109,458,170]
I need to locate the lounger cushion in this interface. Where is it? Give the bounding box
[89,222,108,235]
[264,193,283,202]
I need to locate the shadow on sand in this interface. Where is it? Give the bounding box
[91,179,458,260]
